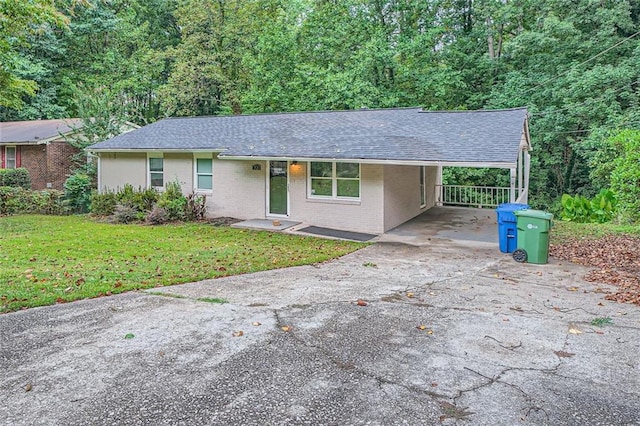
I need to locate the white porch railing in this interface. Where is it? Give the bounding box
[436,185,512,208]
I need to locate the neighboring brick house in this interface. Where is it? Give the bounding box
[0,119,84,190]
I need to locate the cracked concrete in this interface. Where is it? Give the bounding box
[1,239,639,425]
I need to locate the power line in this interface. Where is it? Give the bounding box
[541,120,640,135]
[521,30,640,97]
[530,80,639,117]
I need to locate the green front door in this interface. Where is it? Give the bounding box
[269,161,288,215]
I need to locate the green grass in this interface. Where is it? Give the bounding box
[551,221,640,244]
[197,297,228,304]
[0,215,364,312]
[590,317,613,327]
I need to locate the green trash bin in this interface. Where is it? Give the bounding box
[512,210,554,264]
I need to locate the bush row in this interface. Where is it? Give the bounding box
[90,181,207,224]
[0,187,65,215]
[0,168,30,189]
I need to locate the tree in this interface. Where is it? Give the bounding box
[0,0,68,109]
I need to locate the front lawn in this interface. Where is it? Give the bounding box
[0,215,364,312]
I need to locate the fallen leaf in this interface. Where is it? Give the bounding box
[595,330,604,335]
[427,329,434,335]
[232,330,244,337]
[568,324,582,335]
[281,325,291,332]
[417,325,427,330]
[554,350,575,358]
[124,333,135,339]
[25,383,32,392]
[568,287,579,292]
[430,382,438,387]
[356,299,368,306]
[252,321,261,326]
[406,292,415,298]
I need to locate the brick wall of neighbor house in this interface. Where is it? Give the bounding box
[383,165,427,231]
[19,145,48,189]
[46,141,81,190]
[98,152,147,190]
[289,163,385,235]
[19,142,81,190]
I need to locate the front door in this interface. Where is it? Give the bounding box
[268,161,288,216]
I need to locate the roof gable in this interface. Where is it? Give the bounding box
[88,108,529,165]
[0,119,83,144]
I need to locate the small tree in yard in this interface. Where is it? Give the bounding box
[64,173,92,213]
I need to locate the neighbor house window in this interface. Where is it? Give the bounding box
[309,162,360,199]
[4,146,16,169]
[195,156,213,191]
[420,166,426,207]
[148,155,164,188]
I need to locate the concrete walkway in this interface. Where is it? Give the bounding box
[2,239,639,425]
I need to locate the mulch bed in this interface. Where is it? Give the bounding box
[550,235,640,306]
[208,217,242,226]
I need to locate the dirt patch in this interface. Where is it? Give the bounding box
[550,235,640,306]
[208,217,242,226]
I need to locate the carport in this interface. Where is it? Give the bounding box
[379,206,498,246]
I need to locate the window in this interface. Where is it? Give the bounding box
[309,162,360,199]
[195,157,213,191]
[148,156,163,188]
[5,146,16,169]
[420,166,426,207]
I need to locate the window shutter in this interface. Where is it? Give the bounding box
[1,147,4,168]
[16,146,21,167]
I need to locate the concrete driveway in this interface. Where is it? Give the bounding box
[2,238,639,425]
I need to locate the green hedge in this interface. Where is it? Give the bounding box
[0,168,30,189]
[0,187,65,215]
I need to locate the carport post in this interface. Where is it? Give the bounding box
[510,167,516,202]
[436,165,443,206]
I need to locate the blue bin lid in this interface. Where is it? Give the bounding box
[496,203,530,212]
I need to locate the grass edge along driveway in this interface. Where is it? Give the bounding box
[0,215,364,313]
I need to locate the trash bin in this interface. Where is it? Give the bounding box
[496,203,530,253]
[512,210,554,264]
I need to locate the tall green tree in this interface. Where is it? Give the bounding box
[0,0,68,109]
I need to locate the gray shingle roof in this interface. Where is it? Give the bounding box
[0,119,83,144]
[88,108,528,165]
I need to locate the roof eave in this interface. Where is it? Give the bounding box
[217,154,517,169]
[88,147,227,153]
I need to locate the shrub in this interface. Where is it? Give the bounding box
[185,193,207,221]
[0,187,65,215]
[561,189,617,223]
[0,168,30,189]
[158,180,186,221]
[90,191,117,216]
[145,205,168,225]
[0,187,26,215]
[608,130,640,223]
[115,184,158,213]
[32,190,66,215]
[112,203,140,224]
[64,172,93,213]
[132,187,159,212]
